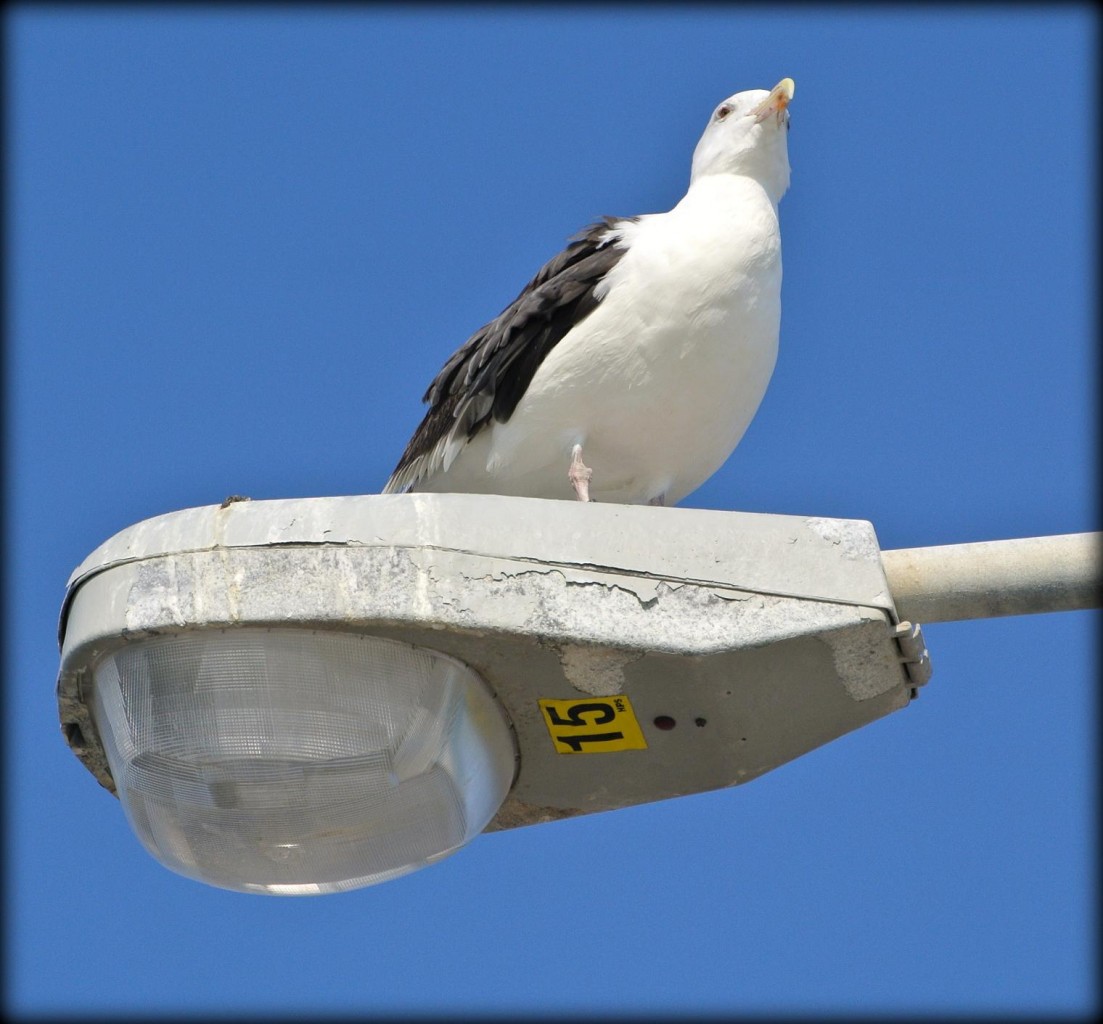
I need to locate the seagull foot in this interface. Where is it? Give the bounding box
[568,444,593,502]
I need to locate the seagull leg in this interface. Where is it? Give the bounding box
[568,444,593,502]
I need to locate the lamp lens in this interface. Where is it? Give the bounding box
[89,629,516,895]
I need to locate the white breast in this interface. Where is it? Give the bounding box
[422,175,783,504]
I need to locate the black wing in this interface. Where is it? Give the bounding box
[383,216,635,493]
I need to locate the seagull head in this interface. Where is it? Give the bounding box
[690,78,794,202]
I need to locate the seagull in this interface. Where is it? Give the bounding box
[384,79,794,506]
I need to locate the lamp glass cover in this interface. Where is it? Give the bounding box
[88,628,517,895]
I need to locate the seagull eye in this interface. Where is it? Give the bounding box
[715,104,733,121]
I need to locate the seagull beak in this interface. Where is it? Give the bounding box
[751,78,795,124]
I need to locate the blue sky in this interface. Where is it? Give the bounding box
[7,5,1096,1016]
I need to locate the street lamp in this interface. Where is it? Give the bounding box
[86,629,516,895]
[57,494,1099,895]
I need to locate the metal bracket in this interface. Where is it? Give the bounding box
[893,621,932,696]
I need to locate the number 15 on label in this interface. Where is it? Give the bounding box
[538,696,649,753]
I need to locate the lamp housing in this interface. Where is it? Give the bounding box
[58,494,930,894]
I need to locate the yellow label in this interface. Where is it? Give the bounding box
[538,695,648,753]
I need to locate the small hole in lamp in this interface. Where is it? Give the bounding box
[653,715,676,730]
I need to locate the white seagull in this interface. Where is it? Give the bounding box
[384,79,794,506]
